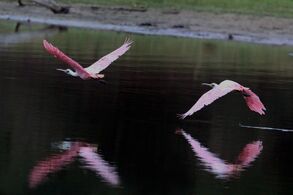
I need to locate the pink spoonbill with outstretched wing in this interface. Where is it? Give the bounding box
[43,38,133,79]
[178,80,266,119]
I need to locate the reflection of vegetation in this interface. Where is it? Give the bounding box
[0,20,49,33]
[0,21,67,46]
[1,19,292,72]
[28,26,293,73]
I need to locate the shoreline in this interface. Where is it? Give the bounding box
[1,2,293,46]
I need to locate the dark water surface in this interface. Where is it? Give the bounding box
[0,21,293,195]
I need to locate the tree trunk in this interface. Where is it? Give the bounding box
[17,0,69,14]
[17,0,25,6]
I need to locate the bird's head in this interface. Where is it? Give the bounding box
[56,68,76,76]
[202,82,218,88]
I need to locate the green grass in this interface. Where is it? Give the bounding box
[62,0,293,17]
[5,0,293,17]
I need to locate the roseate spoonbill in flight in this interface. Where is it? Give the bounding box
[178,80,266,119]
[43,38,133,79]
[177,129,263,179]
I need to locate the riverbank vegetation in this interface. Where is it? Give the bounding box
[62,0,293,17]
[5,0,293,17]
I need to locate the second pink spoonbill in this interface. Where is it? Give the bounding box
[178,80,266,119]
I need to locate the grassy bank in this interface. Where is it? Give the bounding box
[63,0,293,17]
[6,0,293,17]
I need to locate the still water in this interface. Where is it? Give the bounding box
[0,21,292,195]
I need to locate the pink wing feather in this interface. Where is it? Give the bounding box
[178,84,237,119]
[85,38,133,74]
[43,40,91,78]
[242,88,266,115]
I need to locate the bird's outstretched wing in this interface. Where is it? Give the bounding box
[85,38,133,74]
[178,84,237,119]
[242,88,266,115]
[43,40,90,76]
[235,141,263,167]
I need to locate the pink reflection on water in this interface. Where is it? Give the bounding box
[235,140,263,167]
[79,146,120,186]
[178,129,263,179]
[29,142,81,188]
[29,141,120,188]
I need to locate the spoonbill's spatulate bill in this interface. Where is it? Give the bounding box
[178,80,266,119]
[43,38,133,79]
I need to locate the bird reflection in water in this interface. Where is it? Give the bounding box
[79,146,120,186]
[29,141,120,188]
[177,129,263,179]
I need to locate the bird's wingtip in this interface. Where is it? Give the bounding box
[43,39,52,49]
[258,109,266,115]
[177,113,187,119]
[43,39,48,46]
[259,106,266,115]
[124,37,134,46]
[255,140,263,146]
